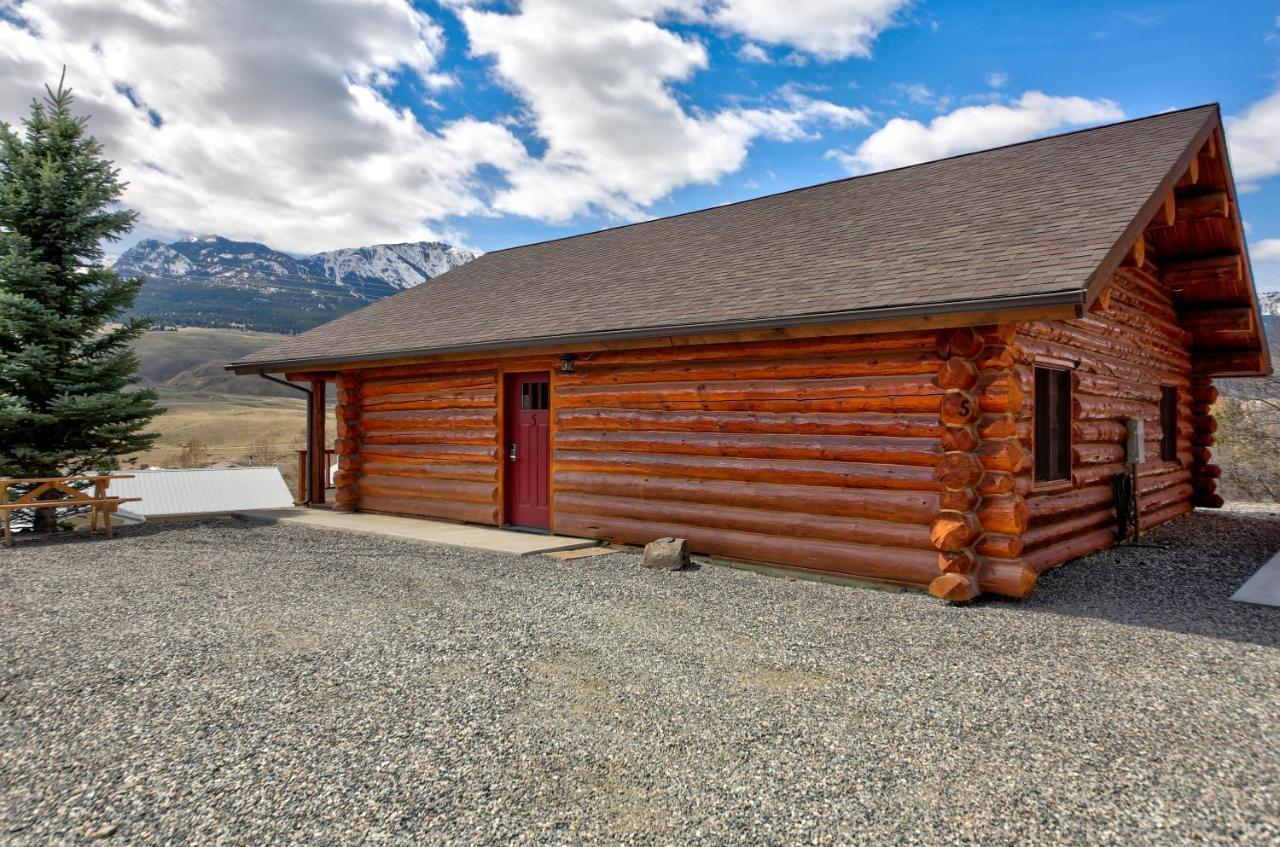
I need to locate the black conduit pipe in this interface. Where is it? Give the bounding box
[257,369,313,505]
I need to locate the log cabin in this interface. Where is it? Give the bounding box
[229,105,1270,601]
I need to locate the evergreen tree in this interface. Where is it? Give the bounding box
[0,73,161,531]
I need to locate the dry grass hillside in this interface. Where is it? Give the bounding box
[131,326,304,399]
[1215,316,1280,503]
[129,327,333,491]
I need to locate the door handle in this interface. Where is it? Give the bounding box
[508,442,517,462]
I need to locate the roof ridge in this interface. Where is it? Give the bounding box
[477,103,1220,260]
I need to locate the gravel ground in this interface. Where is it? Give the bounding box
[2,507,1278,846]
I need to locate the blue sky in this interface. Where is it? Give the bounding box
[2,0,1279,288]
[433,1,1280,259]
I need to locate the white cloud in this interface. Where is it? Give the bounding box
[896,83,936,104]
[712,0,910,60]
[891,82,949,110]
[0,0,883,250]
[0,0,525,253]
[1226,90,1280,184]
[1253,238,1280,262]
[460,0,868,222]
[987,71,1008,89]
[737,42,771,63]
[1254,238,1280,292]
[827,91,1124,174]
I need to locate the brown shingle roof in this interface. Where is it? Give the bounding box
[231,105,1217,371]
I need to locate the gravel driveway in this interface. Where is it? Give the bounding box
[2,507,1278,845]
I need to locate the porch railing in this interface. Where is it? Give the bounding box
[294,449,335,505]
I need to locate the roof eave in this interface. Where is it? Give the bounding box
[227,288,1086,375]
[1082,106,1222,311]
[1083,105,1272,379]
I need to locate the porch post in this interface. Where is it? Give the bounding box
[309,378,327,505]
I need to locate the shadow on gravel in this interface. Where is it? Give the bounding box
[2,517,236,549]
[998,509,1280,648]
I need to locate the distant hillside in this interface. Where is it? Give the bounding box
[131,326,300,398]
[116,235,476,334]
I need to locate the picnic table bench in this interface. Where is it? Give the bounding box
[0,475,140,546]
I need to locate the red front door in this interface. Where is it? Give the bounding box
[504,372,551,529]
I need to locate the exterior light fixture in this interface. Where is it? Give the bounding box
[558,353,577,373]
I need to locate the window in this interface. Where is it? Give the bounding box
[521,380,549,411]
[1034,366,1072,483]
[1160,386,1178,462]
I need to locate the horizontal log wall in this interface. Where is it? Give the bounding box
[351,364,502,525]
[552,330,949,588]
[1013,265,1201,577]
[320,269,1205,599]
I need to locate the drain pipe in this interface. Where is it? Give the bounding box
[258,369,312,505]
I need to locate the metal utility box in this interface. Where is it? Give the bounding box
[1125,418,1145,466]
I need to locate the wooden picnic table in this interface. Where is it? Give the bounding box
[0,475,140,546]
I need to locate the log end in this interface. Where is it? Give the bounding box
[939,487,980,513]
[930,510,982,552]
[935,452,985,490]
[938,549,978,575]
[940,425,980,453]
[940,390,980,426]
[938,327,985,360]
[929,573,980,602]
[936,357,980,390]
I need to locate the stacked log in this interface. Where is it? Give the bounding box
[1188,376,1223,508]
[355,366,501,524]
[552,331,946,587]
[333,372,362,511]
[929,326,1034,601]
[1013,264,1193,576]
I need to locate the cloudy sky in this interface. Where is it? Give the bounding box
[2,0,1280,289]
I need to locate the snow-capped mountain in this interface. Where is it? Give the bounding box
[114,235,477,333]
[318,241,477,294]
[1258,290,1280,317]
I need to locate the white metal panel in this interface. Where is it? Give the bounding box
[105,468,294,517]
[1232,550,1280,608]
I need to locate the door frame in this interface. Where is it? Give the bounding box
[501,370,553,531]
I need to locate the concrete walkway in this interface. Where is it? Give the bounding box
[234,508,597,556]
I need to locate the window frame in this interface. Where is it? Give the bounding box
[1032,363,1074,489]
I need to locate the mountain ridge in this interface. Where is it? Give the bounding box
[1258,290,1280,317]
[116,235,477,334]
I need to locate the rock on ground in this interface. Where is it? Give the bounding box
[642,537,689,571]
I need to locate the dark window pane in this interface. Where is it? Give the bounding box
[1034,367,1071,483]
[1160,386,1178,462]
[525,381,548,410]
[521,383,530,409]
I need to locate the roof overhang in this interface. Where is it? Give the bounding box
[1087,106,1272,378]
[228,288,1085,375]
